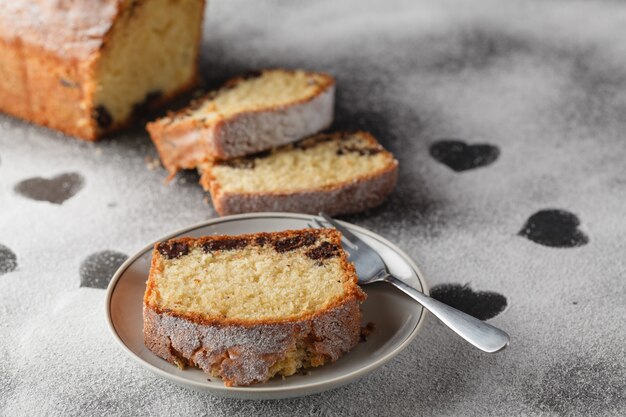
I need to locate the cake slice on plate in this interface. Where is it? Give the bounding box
[143,228,366,387]
[147,69,335,176]
[199,131,398,216]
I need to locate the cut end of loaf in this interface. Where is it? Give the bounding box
[90,0,205,137]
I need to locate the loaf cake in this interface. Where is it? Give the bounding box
[199,131,398,216]
[147,69,335,176]
[0,0,205,140]
[143,228,366,386]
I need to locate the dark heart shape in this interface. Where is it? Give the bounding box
[79,250,128,289]
[430,139,500,172]
[519,209,588,248]
[14,172,84,204]
[430,284,507,320]
[0,243,18,275]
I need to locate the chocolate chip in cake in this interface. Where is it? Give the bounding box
[93,105,113,129]
[305,241,341,260]
[141,90,164,109]
[294,135,334,151]
[273,233,317,253]
[219,149,273,169]
[252,150,272,159]
[219,158,256,169]
[132,90,163,115]
[79,250,128,289]
[157,241,191,259]
[242,70,263,80]
[254,235,270,246]
[0,243,18,275]
[337,145,382,156]
[202,238,249,252]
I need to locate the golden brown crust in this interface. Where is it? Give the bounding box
[0,38,98,139]
[146,70,336,175]
[199,131,399,216]
[0,0,204,140]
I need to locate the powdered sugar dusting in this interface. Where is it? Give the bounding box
[144,299,361,386]
[0,0,120,58]
[2,0,626,415]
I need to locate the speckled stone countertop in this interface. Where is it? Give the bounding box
[1,1,625,415]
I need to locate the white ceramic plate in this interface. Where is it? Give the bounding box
[105,213,429,400]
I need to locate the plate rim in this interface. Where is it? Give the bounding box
[105,212,429,397]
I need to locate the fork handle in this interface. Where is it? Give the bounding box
[385,275,510,353]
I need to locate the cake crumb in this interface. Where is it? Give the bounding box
[360,322,375,342]
[144,155,161,171]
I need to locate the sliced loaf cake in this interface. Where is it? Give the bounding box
[0,0,205,140]
[143,228,366,386]
[147,69,335,176]
[199,131,398,216]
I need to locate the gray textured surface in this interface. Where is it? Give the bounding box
[1,0,626,415]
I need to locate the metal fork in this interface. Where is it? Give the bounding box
[310,213,510,353]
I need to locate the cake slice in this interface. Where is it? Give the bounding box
[146,69,335,176]
[199,131,398,216]
[143,228,366,387]
[0,0,205,140]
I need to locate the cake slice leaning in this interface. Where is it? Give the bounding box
[143,228,366,387]
[199,131,399,216]
[147,69,335,176]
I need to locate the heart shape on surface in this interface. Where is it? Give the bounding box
[519,209,588,248]
[430,139,500,172]
[80,250,129,289]
[0,243,18,275]
[14,172,84,204]
[430,284,507,320]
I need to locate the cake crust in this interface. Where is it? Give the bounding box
[143,297,362,386]
[143,229,366,386]
[199,131,399,216]
[0,0,204,140]
[147,70,335,176]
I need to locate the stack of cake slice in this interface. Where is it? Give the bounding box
[147,69,398,215]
